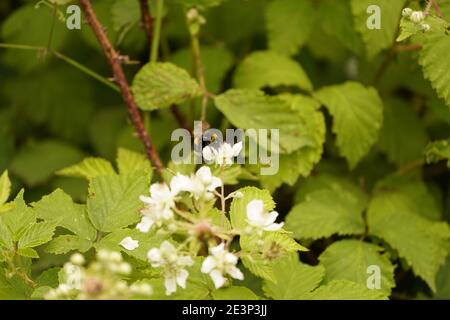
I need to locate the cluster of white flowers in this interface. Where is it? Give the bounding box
[147,241,194,295]
[133,141,288,296]
[45,251,152,300]
[203,141,242,166]
[137,166,223,234]
[402,8,431,32]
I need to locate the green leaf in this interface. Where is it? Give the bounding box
[10,140,84,187]
[0,191,36,241]
[213,286,259,300]
[215,89,316,154]
[418,26,450,108]
[18,222,56,249]
[259,95,325,191]
[32,189,97,241]
[0,222,13,250]
[17,247,39,259]
[286,178,367,240]
[87,172,148,232]
[45,235,92,255]
[306,280,388,300]
[233,51,312,92]
[377,98,428,166]
[367,187,450,291]
[111,0,141,31]
[117,148,152,177]
[96,228,166,261]
[375,174,443,221]
[314,82,384,168]
[319,239,396,295]
[350,0,406,59]
[57,157,116,181]
[132,62,202,111]
[171,46,234,93]
[241,253,276,282]
[0,170,11,206]
[263,255,325,300]
[317,0,363,54]
[425,139,450,167]
[265,0,315,56]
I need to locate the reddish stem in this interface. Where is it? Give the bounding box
[79,0,164,174]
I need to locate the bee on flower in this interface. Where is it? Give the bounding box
[202,141,243,167]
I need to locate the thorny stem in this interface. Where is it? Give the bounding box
[139,0,153,47]
[79,0,164,175]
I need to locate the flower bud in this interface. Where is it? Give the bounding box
[421,23,431,32]
[410,11,424,23]
[70,253,85,265]
[402,8,413,17]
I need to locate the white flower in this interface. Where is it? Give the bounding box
[203,142,242,166]
[246,199,284,234]
[140,183,176,210]
[410,11,424,23]
[171,166,222,202]
[147,241,193,295]
[120,237,139,251]
[201,243,244,289]
[189,166,223,201]
[402,8,413,17]
[138,183,178,233]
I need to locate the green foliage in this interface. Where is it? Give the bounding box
[132,62,202,111]
[315,82,384,168]
[233,51,312,92]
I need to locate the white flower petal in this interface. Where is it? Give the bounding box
[178,255,194,267]
[147,248,161,264]
[176,269,189,288]
[265,211,279,225]
[224,252,238,265]
[202,146,215,162]
[227,266,244,280]
[232,141,243,156]
[170,173,192,195]
[196,166,212,183]
[210,269,226,289]
[264,222,284,231]
[210,243,225,256]
[201,257,217,274]
[136,216,154,233]
[247,200,264,217]
[210,177,223,191]
[164,276,177,295]
[120,236,139,251]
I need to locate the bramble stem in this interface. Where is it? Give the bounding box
[79,0,164,174]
